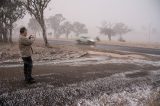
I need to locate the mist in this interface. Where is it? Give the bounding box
[17,0,160,43]
[1,0,160,105]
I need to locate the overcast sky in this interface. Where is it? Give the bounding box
[19,0,160,42]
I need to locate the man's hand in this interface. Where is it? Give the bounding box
[29,35,33,39]
[29,35,35,41]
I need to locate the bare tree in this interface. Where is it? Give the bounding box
[61,21,73,39]
[114,23,131,42]
[72,22,88,37]
[47,14,65,38]
[23,0,51,46]
[99,22,115,41]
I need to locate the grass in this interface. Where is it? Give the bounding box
[148,91,160,106]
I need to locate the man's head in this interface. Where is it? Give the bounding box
[20,27,27,36]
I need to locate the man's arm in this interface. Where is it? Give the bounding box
[20,37,34,46]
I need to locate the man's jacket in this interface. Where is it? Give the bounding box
[19,35,34,57]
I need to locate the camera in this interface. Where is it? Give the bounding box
[29,35,34,39]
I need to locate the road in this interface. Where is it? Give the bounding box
[49,39,160,55]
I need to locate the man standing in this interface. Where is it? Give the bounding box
[19,27,36,84]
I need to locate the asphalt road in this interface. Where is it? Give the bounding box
[96,44,160,55]
[49,39,160,55]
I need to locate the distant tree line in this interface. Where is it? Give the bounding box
[28,14,88,39]
[98,21,131,42]
[0,0,132,45]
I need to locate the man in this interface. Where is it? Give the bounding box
[19,27,36,84]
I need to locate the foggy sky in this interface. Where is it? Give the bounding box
[18,0,160,42]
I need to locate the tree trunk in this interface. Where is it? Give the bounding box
[108,35,111,41]
[66,33,69,39]
[119,34,122,40]
[39,19,48,46]
[54,31,60,39]
[0,34,2,42]
[0,27,2,42]
[3,34,8,42]
[54,31,57,39]
[42,25,48,46]
[2,29,8,43]
[55,35,59,39]
[9,28,13,43]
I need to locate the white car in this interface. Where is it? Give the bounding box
[76,36,96,45]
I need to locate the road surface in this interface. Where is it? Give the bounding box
[49,39,160,55]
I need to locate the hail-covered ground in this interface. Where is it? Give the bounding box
[0,44,160,106]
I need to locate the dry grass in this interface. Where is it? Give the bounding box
[99,40,160,49]
[0,41,87,61]
[147,91,160,106]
